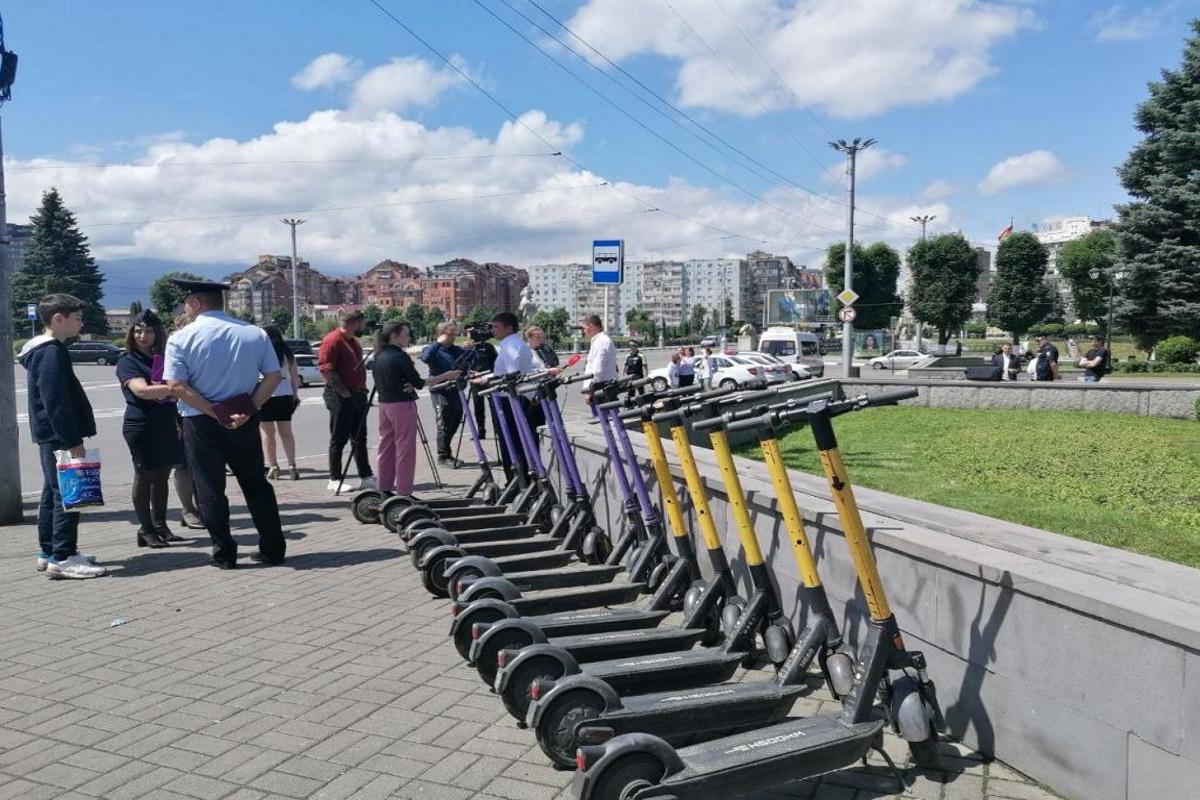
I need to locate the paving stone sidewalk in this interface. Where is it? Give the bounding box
[0,464,1061,800]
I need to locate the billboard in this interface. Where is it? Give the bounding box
[765,289,833,325]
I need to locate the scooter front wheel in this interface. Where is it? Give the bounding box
[448,566,487,601]
[452,605,507,660]
[536,690,606,769]
[350,490,384,525]
[420,557,453,598]
[475,628,536,686]
[588,754,665,800]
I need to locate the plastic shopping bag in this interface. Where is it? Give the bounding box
[56,449,105,511]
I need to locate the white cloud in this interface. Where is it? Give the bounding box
[921,179,957,199]
[822,147,908,184]
[1089,4,1173,42]
[7,73,952,275]
[977,150,1067,194]
[349,56,467,114]
[292,53,362,90]
[565,0,1033,118]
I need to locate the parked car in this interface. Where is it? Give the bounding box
[67,342,124,365]
[699,335,718,348]
[736,352,796,384]
[294,354,324,387]
[868,349,928,370]
[757,327,825,378]
[648,352,769,392]
[284,338,315,356]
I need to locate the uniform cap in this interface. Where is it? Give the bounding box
[171,278,230,294]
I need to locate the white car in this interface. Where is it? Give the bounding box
[648,353,771,392]
[868,350,928,370]
[737,352,798,384]
[295,354,324,387]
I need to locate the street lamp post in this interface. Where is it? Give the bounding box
[910,214,936,241]
[1090,267,1128,354]
[829,137,875,378]
[281,218,305,339]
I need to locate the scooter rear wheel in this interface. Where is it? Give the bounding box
[475,628,536,686]
[420,558,453,598]
[536,690,605,769]
[350,491,384,525]
[453,606,507,660]
[447,566,487,601]
[501,656,564,723]
[588,754,665,800]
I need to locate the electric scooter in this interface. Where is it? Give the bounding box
[462,385,744,688]
[573,388,948,800]
[491,389,799,724]
[526,396,855,768]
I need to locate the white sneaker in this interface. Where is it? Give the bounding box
[37,553,97,572]
[326,479,346,494]
[358,476,377,490]
[46,554,108,580]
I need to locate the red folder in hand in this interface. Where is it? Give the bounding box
[212,394,257,427]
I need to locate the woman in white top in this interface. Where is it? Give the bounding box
[260,326,303,480]
[666,351,681,388]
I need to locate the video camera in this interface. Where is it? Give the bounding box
[465,326,491,344]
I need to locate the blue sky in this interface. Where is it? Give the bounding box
[3,0,1197,299]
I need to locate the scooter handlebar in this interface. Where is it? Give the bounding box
[726,387,920,434]
[859,386,920,407]
[561,372,592,386]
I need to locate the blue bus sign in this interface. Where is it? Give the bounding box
[26,303,36,321]
[592,239,624,285]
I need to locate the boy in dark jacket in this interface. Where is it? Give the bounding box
[17,294,106,579]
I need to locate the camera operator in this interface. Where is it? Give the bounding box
[465,324,498,439]
[420,320,468,468]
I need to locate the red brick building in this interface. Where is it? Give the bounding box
[356,260,423,309]
[351,258,528,321]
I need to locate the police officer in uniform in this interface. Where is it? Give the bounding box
[164,279,287,569]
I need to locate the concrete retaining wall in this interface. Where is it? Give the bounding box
[841,376,1200,419]
[561,424,1200,800]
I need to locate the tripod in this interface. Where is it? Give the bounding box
[334,376,443,496]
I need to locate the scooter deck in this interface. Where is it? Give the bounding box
[650,716,885,798]
[545,626,708,663]
[453,536,563,559]
[510,582,648,616]
[485,550,577,572]
[426,505,516,521]
[525,607,671,637]
[478,564,625,593]
[578,648,746,695]
[436,514,532,532]
[435,524,541,544]
[419,498,488,509]
[576,680,805,744]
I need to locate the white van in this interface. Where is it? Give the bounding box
[756,328,825,378]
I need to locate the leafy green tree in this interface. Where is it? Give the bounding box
[1039,291,1067,325]
[301,315,338,341]
[688,304,708,334]
[463,306,494,329]
[1114,21,1200,349]
[129,300,143,315]
[1057,229,1117,328]
[228,309,256,324]
[150,270,206,316]
[362,303,383,332]
[823,242,901,329]
[402,304,429,340]
[907,233,981,344]
[986,232,1053,343]
[624,308,656,340]
[530,307,570,345]
[270,307,292,332]
[11,188,107,335]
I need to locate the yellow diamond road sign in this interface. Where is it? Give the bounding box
[837,288,859,306]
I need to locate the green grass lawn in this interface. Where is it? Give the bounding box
[736,407,1200,567]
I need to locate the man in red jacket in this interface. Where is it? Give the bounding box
[318,308,375,493]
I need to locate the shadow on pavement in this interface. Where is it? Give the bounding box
[284,547,403,570]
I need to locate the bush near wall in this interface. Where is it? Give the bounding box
[1113,361,1200,374]
[1155,335,1200,365]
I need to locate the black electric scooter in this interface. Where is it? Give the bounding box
[491,389,799,724]
[462,385,746,687]
[573,388,948,800]
[526,397,855,768]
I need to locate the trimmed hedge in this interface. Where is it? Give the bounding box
[1113,361,1200,374]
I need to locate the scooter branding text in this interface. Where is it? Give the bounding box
[724,728,809,754]
[659,689,736,703]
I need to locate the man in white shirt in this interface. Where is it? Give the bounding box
[486,312,538,476]
[581,314,618,414]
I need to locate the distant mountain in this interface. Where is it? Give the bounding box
[97,258,243,309]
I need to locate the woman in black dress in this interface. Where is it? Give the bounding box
[116,310,187,548]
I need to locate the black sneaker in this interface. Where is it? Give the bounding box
[250,552,285,566]
[209,559,237,570]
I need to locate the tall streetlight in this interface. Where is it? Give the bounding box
[1090,266,1129,354]
[281,218,305,339]
[0,19,20,523]
[829,137,875,378]
[910,214,936,241]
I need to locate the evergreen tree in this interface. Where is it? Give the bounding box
[149,271,206,316]
[129,300,143,315]
[906,233,981,344]
[1114,21,1200,350]
[11,188,107,335]
[1057,229,1117,328]
[823,242,902,329]
[986,232,1054,343]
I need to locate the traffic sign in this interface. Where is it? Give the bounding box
[592,240,624,285]
[26,303,36,321]
[838,307,857,323]
[836,288,859,306]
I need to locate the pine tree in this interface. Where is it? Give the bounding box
[10,188,107,335]
[823,242,902,330]
[1114,20,1200,350]
[986,232,1054,343]
[129,299,144,315]
[906,233,981,344]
